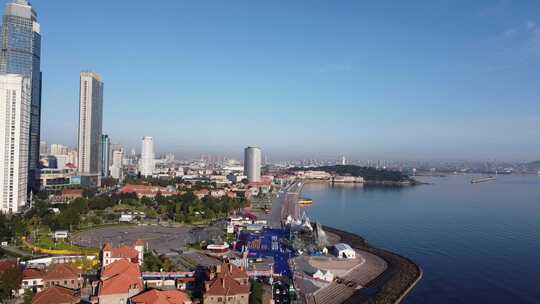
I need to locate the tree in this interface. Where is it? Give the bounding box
[82,188,97,198]
[249,280,263,304]
[23,289,34,304]
[0,266,22,302]
[142,251,163,272]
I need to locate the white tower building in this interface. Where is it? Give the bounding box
[139,136,155,177]
[110,149,124,180]
[0,74,31,213]
[244,146,262,182]
[77,72,103,176]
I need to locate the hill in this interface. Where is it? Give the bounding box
[290,165,413,182]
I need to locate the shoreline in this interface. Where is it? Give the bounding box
[323,226,422,304]
[304,179,422,187]
[296,182,421,303]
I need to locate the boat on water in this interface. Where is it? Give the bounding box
[471,176,496,184]
[298,198,313,206]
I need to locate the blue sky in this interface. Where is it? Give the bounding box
[17,0,540,160]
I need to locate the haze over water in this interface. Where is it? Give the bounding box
[302,174,540,304]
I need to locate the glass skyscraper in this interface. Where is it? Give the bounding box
[0,0,41,190]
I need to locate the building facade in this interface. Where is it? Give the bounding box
[0,0,42,191]
[244,146,261,182]
[139,136,155,177]
[42,264,83,290]
[101,134,110,177]
[39,141,48,155]
[0,74,31,213]
[77,72,103,177]
[204,263,250,304]
[110,149,124,180]
[50,144,68,156]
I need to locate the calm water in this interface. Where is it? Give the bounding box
[301,174,540,304]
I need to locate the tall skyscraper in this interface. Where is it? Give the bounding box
[139,136,155,177]
[0,0,42,190]
[109,143,123,167]
[39,141,48,155]
[77,72,104,177]
[50,144,68,156]
[67,149,78,167]
[244,146,262,182]
[0,74,31,213]
[100,134,110,177]
[110,149,124,180]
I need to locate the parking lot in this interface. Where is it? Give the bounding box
[72,225,194,254]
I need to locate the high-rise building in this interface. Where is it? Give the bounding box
[109,143,122,167]
[39,141,48,155]
[139,136,155,177]
[0,0,42,190]
[0,74,31,213]
[77,72,103,177]
[244,146,262,182]
[50,144,68,156]
[110,149,124,180]
[100,135,110,177]
[67,149,77,167]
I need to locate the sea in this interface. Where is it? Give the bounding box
[301,174,540,304]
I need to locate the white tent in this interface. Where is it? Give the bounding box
[334,243,356,259]
[313,269,334,282]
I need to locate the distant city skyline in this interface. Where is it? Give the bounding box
[17,0,540,161]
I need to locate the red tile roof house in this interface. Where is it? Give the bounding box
[61,189,84,200]
[203,263,250,304]
[32,286,80,304]
[102,240,145,267]
[94,259,144,304]
[142,271,195,291]
[193,189,209,200]
[119,184,177,199]
[19,268,44,295]
[43,264,83,290]
[130,289,192,304]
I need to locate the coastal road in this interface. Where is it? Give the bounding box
[269,181,303,228]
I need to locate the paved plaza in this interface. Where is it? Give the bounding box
[72,225,193,254]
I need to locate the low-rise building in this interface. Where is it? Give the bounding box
[96,259,144,304]
[130,289,191,304]
[102,240,145,267]
[60,189,84,201]
[204,262,250,304]
[43,264,83,290]
[20,268,44,294]
[119,184,176,198]
[32,286,80,304]
[142,271,195,291]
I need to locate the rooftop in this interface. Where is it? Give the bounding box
[32,286,79,304]
[43,264,81,281]
[102,259,140,279]
[130,289,191,304]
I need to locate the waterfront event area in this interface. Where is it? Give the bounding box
[302,174,540,304]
